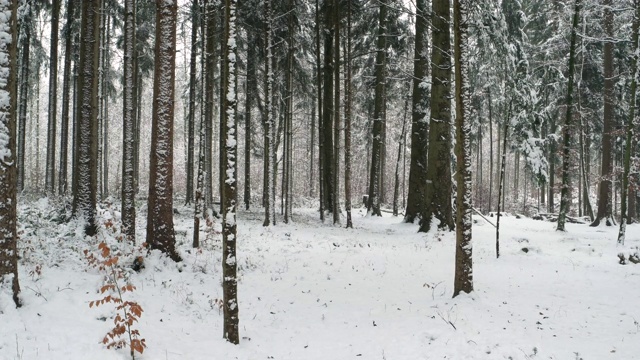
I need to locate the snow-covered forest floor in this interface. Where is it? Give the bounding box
[2,198,640,360]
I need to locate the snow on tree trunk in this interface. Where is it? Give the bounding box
[146,0,181,262]
[405,0,430,223]
[122,0,136,241]
[263,0,275,227]
[453,0,473,297]
[73,0,101,236]
[0,0,21,307]
[221,0,239,343]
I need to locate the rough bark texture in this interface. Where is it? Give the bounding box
[221,0,239,343]
[0,0,20,307]
[263,0,275,226]
[557,0,581,232]
[204,0,216,209]
[122,0,136,241]
[73,0,101,236]
[405,0,429,223]
[332,0,340,224]
[367,0,387,217]
[244,32,256,211]
[419,0,453,233]
[146,0,181,261]
[17,2,30,193]
[321,0,334,214]
[344,0,353,228]
[592,0,615,227]
[453,0,473,297]
[45,0,60,195]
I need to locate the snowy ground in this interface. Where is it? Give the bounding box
[2,198,640,360]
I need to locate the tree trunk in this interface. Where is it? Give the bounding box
[393,97,409,217]
[284,0,295,223]
[496,113,508,258]
[453,0,473,297]
[263,0,275,226]
[367,0,388,217]
[59,0,75,195]
[332,0,340,224]
[146,0,181,261]
[315,0,324,221]
[102,13,110,199]
[0,0,20,307]
[244,32,256,210]
[204,0,216,209]
[45,0,60,195]
[557,0,581,232]
[321,0,334,214]
[122,0,137,241]
[73,0,101,236]
[186,0,198,205]
[592,0,615,227]
[17,3,30,193]
[405,0,429,223]
[344,0,353,228]
[488,88,493,213]
[221,0,239,343]
[419,0,453,232]
[617,0,639,244]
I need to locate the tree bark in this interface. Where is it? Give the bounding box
[17,2,30,193]
[59,0,75,195]
[122,0,137,241]
[185,0,198,205]
[146,0,181,261]
[419,0,454,232]
[45,0,60,195]
[0,0,20,307]
[344,0,353,228]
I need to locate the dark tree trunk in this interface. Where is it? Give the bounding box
[17,3,30,193]
[0,0,20,307]
[557,0,581,232]
[321,0,334,214]
[221,0,239,343]
[73,0,102,236]
[332,0,340,223]
[146,0,181,261]
[45,0,60,195]
[419,0,454,232]
[367,0,388,217]
[204,0,216,209]
[244,32,256,210]
[344,0,353,228]
[316,0,324,221]
[59,0,75,195]
[453,0,473,297]
[185,0,199,205]
[122,0,137,241]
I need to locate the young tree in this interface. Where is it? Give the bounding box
[73,0,101,236]
[405,0,429,223]
[419,0,454,233]
[618,0,640,244]
[453,0,472,297]
[146,0,181,261]
[185,0,198,206]
[122,0,136,241]
[0,0,20,307]
[45,0,60,195]
[221,0,239,343]
[557,0,581,232]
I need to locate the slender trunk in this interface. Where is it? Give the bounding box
[186,0,198,205]
[316,0,324,221]
[332,0,340,224]
[102,13,110,198]
[45,0,60,195]
[557,0,581,232]
[496,110,508,258]
[263,0,275,226]
[344,0,352,228]
[284,0,295,223]
[204,0,216,209]
[59,0,75,195]
[17,6,30,193]
[322,0,334,214]
[393,97,409,217]
[244,33,256,210]
[618,0,639,244]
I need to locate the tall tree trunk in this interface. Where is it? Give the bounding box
[263,0,275,226]
[367,0,388,217]
[221,0,239,343]
[321,0,334,214]
[316,0,324,221]
[0,0,20,307]
[193,67,206,248]
[59,0,75,195]
[592,0,615,227]
[146,0,181,261]
[393,97,409,217]
[488,89,493,213]
[453,0,472,297]
[557,0,581,232]
[496,114,508,258]
[284,0,295,223]
[332,0,340,223]
[419,0,453,232]
[73,0,101,236]
[17,2,30,193]
[244,32,256,210]
[102,13,110,199]
[204,0,216,209]
[122,0,137,241]
[185,0,198,206]
[405,0,430,222]
[45,0,60,195]
[618,0,639,244]
[344,0,353,228]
